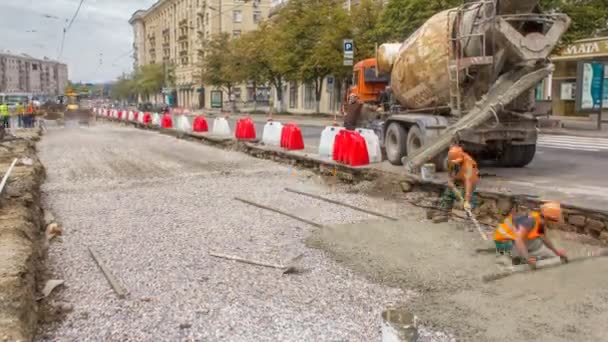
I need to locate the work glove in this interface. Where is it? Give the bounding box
[556,250,568,263]
[464,201,472,211]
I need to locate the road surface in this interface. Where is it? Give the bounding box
[227,118,608,210]
[36,122,608,342]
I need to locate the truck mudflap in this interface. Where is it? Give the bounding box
[403,63,554,173]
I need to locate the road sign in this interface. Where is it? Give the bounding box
[343,39,354,66]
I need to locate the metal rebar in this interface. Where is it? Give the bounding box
[284,188,398,221]
[234,197,323,228]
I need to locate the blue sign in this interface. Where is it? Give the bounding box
[343,39,354,55]
[577,61,605,112]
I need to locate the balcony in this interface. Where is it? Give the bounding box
[179,50,188,57]
[178,35,188,42]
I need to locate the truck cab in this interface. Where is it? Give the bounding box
[349,58,389,104]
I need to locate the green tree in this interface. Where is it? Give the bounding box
[133,63,165,101]
[110,74,137,102]
[201,33,241,99]
[350,0,385,61]
[277,0,351,113]
[377,0,460,42]
[234,21,296,112]
[541,0,608,43]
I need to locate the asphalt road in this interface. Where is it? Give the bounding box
[227,118,608,210]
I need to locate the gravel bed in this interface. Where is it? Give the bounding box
[36,124,423,341]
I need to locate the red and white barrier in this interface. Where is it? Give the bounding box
[318,125,344,158]
[212,117,231,135]
[355,128,382,163]
[235,117,256,140]
[193,116,209,132]
[280,124,304,150]
[333,130,369,166]
[262,121,283,146]
[161,114,173,128]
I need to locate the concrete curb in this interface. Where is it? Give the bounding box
[102,117,608,244]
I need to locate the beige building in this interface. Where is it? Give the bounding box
[130,0,270,109]
[0,52,68,96]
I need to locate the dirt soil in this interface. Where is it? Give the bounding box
[307,217,608,341]
[0,130,45,341]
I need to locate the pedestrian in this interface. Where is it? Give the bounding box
[494,201,568,268]
[439,144,479,211]
[343,94,363,130]
[0,102,9,129]
[16,102,24,128]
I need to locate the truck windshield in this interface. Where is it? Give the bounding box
[363,67,389,84]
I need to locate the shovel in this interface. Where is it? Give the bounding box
[449,184,488,241]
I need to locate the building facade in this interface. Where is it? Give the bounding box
[130,0,270,110]
[0,52,68,96]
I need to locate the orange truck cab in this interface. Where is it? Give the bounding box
[348,58,389,104]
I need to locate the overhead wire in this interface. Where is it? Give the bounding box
[58,0,86,59]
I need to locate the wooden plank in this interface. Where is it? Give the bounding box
[0,158,18,197]
[284,188,398,221]
[88,247,127,299]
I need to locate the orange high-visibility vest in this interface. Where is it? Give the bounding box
[452,153,479,185]
[26,103,34,114]
[494,212,544,242]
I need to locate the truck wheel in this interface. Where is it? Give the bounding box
[406,125,424,156]
[500,144,536,167]
[385,122,407,165]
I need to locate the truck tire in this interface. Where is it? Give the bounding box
[385,122,407,165]
[499,144,536,167]
[406,125,424,156]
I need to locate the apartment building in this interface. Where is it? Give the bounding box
[130,0,270,109]
[0,52,68,96]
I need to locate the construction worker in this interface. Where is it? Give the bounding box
[0,102,9,128]
[494,201,568,268]
[25,102,34,128]
[16,102,24,128]
[440,145,479,211]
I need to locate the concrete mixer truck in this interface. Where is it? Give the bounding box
[348,0,570,171]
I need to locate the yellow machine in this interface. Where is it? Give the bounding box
[65,91,79,111]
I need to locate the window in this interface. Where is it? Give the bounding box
[304,83,316,110]
[253,11,262,23]
[232,87,242,100]
[233,10,242,23]
[32,64,38,71]
[232,30,241,38]
[289,81,298,108]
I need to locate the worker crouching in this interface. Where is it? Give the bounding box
[440,145,479,211]
[494,201,568,269]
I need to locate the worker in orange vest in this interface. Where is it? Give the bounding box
[439,145,479,211]
[494,201,567,268]
[25,102,34,128]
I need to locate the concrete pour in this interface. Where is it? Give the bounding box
[307,218,608,341]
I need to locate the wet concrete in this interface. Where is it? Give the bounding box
[308,218,608,341]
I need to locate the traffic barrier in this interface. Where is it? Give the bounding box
[348,132,370,166]
[128,111,134,121]
[152,113,161,126]
[118,111,123,120]
[177,114,192,132]
[143,112,152,125]
[318,125,344,158]
[235,117,256,140]
[134,111,139,122]
[262,121,283,146]
[161,114,173,128]
[355,128,382,163]
[212,117,231,135]
[280,124,305,150]
[193,116,209,132]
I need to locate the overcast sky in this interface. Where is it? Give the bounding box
[0,0,157,83]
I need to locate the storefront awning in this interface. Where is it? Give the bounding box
[552,37,608,61]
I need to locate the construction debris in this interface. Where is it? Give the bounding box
[38,280,65,300]
[209,251,303,274]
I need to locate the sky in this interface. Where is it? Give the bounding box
[0,0,157,83]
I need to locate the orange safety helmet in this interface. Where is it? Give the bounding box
[540,201,562,222]
[448,145,465,164]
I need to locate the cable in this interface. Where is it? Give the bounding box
[66,0,86,32]
[58,0,86,59]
